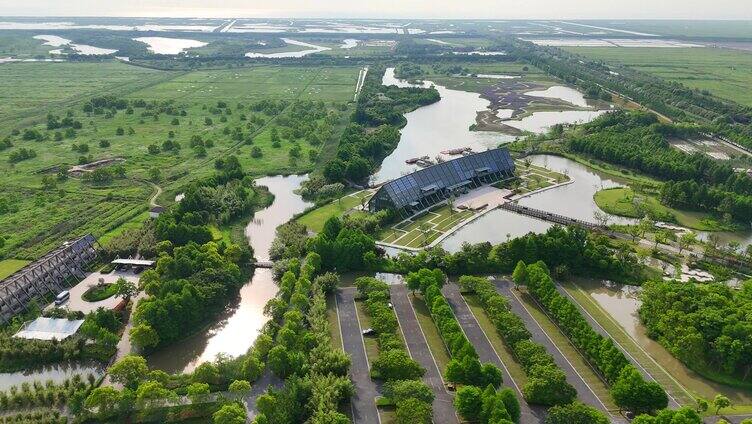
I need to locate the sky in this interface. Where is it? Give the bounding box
[1,0,751,20]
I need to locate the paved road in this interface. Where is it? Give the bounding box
[492,280,620,421]
[390,284,459,424]
[555,284,683,409]
[336,287,381,424]
[441,283,545,424]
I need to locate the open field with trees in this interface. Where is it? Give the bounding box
[563,47,752,106]
[0,63,359,259]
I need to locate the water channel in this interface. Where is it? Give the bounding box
[146,174,311,373]
[577,278,752,405]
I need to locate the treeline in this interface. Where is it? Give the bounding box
[503,38,752,148]
[80,354,254,422]
[323,65,439,184]
[389,225,642,284]
[0,374,96,416]
[0,307,122,372]
[458,275,577,406]
[639,280,752,382]
[521,261,668,414]
[568,110,752,222]
[130,156,267,348]
[405,269,521,424]
[254,252,354,424]
[356,277,432,423]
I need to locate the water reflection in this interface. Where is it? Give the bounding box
[0,362,103,391]
[147,174,311,373]
[373,68,514,184]
[578,278,752,404]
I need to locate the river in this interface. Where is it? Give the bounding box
[146,174,311,373]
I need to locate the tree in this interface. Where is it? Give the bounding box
[395,398,432,424]
[186,382,210,401]
[713,394,731,415]
[149,167,161,182]
[678,232,697,254]
[114,277,137,299]
[454,386,483,422]
[611,366,668,414]
[696,398,709,414]
[545,401,609,424]
[130,324,159,349]
[512,260,527,288]
[213,402,247,424]
[109,355,149,390]
[593,210,610,227]
[372,349,425,381]
[228,380,251,393]
[84,386,122,419]
[385,380,434,404]
[135,381,175,407]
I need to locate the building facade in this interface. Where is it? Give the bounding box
[368,148,515,218]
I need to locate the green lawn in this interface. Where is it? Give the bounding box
[516,291,617,411]
[594,187,728,231]
[296,191,370,233]
[0,259,30,279]
[410,294,452,375]
[326,293,343,352]
[0,62,360,259]
[82,283,118,302]
[564,47,752,106]
[378,205,476,248]
[355,299,379,367]
[463,294,528,388]
[0,62,172,126]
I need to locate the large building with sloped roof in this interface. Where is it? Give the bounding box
[368,148,515,218]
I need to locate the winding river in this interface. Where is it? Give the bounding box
[147,174,311,373]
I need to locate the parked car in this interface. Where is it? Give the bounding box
[54,291,70,306]
[362,328,375,336]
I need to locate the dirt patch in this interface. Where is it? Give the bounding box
[68,157,125,176]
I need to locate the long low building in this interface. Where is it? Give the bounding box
[368,148,515,218]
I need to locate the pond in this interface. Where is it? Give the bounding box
[501,110,606,134]
[245,38,330,58]
[146,174,311,373]
[133,37,208,55]
[577,278,752,405]
[0,362,103,391]
[33,34,117,55]
[441,154,635,251]
[524,85,589,107]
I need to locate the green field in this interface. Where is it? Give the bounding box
[0,61,359,259]
[379,205,475,248]
[594,187,728,231]
[296,190,372,233]
[0,259,30,280]
[0,62,173,126]
[564,47,752,106]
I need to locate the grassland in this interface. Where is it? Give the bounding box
[594,187,728,231]
[0,259,30,280]
[564,47,752,106]
[0,62,174,126]
[296,190,372,233]
[410,294,452,374]
[0,61,360,259]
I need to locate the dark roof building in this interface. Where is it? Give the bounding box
[368,148,515,218]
